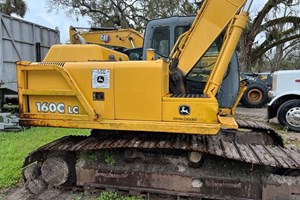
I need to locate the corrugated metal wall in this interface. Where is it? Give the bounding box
[0,12,60,93]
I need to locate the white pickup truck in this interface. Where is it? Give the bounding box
[268,70,300,132]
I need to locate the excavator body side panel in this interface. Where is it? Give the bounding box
[44,44,129,62]
[162,96,219,124]
[18,63,100,121]
[17,60,220,134]
[114,60,169,121]
[64,62,116,120]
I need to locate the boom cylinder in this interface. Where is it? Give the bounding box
[203,12,248,96]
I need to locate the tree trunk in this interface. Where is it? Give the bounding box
[272,44,284,72]
[239,31,256,72]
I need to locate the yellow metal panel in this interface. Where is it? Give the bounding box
[64,62,115,120]
[25,67,90,117]
[20,119,220,135]
[28,96,87,115]
[43,45,129,62]
[218,115,238,129]
[22,89,75,96]
[146,49,155,61]
[18,63,99,119]
[176,0,246,75]
[114,60,169,121]
[163,97,219,124]
[28,70,70,90]
[22,113,93,121]
[17,62,29,113]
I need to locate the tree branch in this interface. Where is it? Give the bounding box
[253,34,300,59]
[259,16,300,33]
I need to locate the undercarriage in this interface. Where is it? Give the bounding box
[23,120,300,199]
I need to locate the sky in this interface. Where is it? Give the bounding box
[22,0,266,43]
[23,0,90,43]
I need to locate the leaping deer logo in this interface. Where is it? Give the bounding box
[179,105,190,115]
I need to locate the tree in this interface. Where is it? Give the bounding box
[48,0,299,72]
[0,0,27,17]
[47,0,196,31]
[240,0,300,72]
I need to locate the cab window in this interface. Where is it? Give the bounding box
[174,26,190,43]
[151,28,170,58]
[186,41,220,83]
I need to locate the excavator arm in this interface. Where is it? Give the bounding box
[69,26,143,49]
[169,0,247,96]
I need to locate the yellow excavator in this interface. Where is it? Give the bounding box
[17,0,300,199]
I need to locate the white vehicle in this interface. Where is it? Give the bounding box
[267,70,300,132]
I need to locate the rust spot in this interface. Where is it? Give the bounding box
[19,119,47,127]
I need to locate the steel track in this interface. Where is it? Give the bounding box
[24,120,300,170]
[22,120,300,199]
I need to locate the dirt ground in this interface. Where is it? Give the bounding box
[1,106,299,200]
[236,106,300,146]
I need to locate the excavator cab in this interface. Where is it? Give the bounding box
[142,15,240,111]
[142,16,194,60]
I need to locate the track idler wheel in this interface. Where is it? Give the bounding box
[41,157,71,186]
[23,163,47,195]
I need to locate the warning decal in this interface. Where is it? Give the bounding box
[92,69,110,89]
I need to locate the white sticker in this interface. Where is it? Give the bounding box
[92,69,110,89]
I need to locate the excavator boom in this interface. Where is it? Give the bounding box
[172,0,246,75]
[69,26,143,49]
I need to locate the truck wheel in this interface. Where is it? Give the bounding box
[277,99,300,132]
[240,82,268,108]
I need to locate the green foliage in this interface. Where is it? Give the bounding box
[0,127,89,188]
[97,192,122,200]
[2,104,19,113]
[0,0,27,17]
[73,192,85,200]
[78,150,116,165]
[239,0,300,71]
[97,191,143,200]
[283,126,289,133]
[104,151,116,166]
[78,152,98,163]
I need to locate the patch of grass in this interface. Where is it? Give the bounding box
[104,151,116,166]
[0,127,89,188]
[281,134,300,148]
[97,191,143,200]
[78,152,98,163]
[73,192,85,200]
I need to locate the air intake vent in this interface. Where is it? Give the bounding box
[170,94,208,98]
[38,62,65,67]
